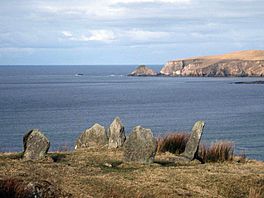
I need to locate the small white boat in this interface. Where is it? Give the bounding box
[75,73,84,77]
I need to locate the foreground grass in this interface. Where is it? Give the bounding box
[157,133,235,162]
[0,149,263,198]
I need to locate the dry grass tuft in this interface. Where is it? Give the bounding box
[157,132,190,154]
[199,141,234,162]
[248,187,263,198]
[157,133,235,163]
[0,178,30,198]
[0,178,72,198]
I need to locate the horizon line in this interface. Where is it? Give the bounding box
[0,64,164,67]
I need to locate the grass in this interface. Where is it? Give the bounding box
[157,132,235,162]
[0,152,23,160]
[48,152,69,163]
[0,178,71,198]
[0,178,28,198]
[248,187,263,198]
[157,132,190,154]
[0,135,260,197]
[199,141,234,162]
[0,148,263,197]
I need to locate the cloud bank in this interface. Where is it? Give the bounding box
[0,0,263,64]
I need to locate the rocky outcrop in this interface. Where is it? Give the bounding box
[128,65,158,76]
[23,129,50,160]
[160,50,264,77]
[75,123,108,149]
[123,126,157,163]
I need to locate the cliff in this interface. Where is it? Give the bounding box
[128,65,158,76]
[160,50,264,77]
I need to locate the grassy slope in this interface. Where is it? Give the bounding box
[0,149,263,198]
[176,50,264,61]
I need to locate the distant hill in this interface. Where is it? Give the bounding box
[160,50,264,77]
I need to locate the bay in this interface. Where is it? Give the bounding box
[0,65,263,160]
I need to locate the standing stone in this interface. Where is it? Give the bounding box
[108,117,126,149]
[124,126,157,163]
[182,121,205,160]
[75,123,108,149]
[23,129,50,160]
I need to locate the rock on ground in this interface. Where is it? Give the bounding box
[108,117,126,149]
[23,129,50,160]
[124,126,157,163]
[75,123,108,149]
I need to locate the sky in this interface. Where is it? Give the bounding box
[0,0,263,65]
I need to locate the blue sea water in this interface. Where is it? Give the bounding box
[0,65,264,160]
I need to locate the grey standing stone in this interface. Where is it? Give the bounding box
[108,117,126,149]
[75,123,108,149]
[182,121,205,160]
[124,126,157,163]
[23,129,50,160]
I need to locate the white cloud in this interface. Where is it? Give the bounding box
[125,29,170,41]
[60,28,171,44]
[62,29,170,43]
[111,0,191,4]
[37,2,127,19]
[65,30,116,42]
[87,30,116,41]
[37,0,192,20]
[62,31,73,37]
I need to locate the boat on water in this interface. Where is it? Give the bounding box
[75,73,84,77]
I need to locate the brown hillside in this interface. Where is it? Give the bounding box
[185,50,264,61]
[160,50,264,77]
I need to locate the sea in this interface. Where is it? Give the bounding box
[0,65,263,160]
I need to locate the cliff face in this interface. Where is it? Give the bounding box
[160,50,264,77]
[129,65,157,76]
